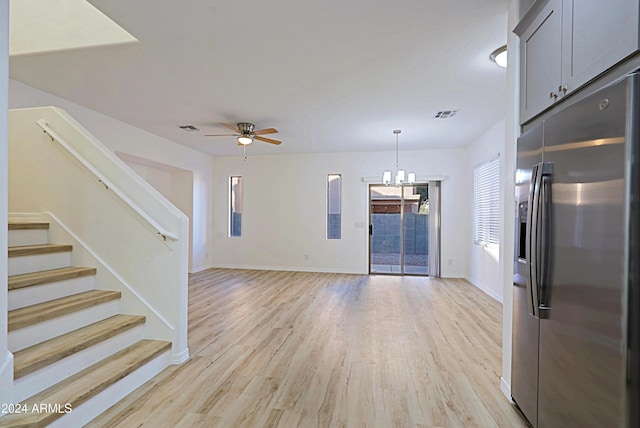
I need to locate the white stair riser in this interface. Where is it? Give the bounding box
[47,351,171,428]
[8,229,49,247]
[9,276,95,310]
[9,300,120,352]
[8,252,72,276]
[14,325,145,403]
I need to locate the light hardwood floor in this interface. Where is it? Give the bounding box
[86,269,529,427]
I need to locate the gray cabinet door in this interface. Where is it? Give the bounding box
[562,0,639,93]
[519,0,562,124]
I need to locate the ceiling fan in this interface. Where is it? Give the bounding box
[205,122,281,145]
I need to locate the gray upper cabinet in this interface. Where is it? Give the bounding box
[515,0,640,124]
[517,0,562,124]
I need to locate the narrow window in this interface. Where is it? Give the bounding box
[327,174,341,239]
[229,176,243,237]
[473,156,500,246]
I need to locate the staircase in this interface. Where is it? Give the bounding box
[1,221,172,427]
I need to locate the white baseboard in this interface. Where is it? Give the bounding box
[465,275,503,303]
[172,347,190,365]
[500,377,513,403]
[211,263,364,275]
[189,264,215,274]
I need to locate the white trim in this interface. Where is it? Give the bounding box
[500,377,513,403]
[212,263,365,275]
[171,347,190,365]
[189,264,215,274]
[465,275,503,303]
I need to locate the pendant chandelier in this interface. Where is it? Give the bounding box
[382,129,415,186]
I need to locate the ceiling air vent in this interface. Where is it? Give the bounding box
[179,125,199,131]
[434,110,457,119]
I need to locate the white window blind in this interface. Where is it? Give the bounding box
[473,156,500,246]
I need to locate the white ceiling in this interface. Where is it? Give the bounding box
[9,0,137,56]
[9,0,510,156]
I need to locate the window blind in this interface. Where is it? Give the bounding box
[473,156,500,246]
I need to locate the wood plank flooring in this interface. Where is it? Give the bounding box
[86,269,529,427]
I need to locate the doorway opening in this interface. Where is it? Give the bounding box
[369,183,431,275]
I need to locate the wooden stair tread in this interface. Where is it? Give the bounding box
[0,340,171,427]
[8,290,121,332]
[8,244,72,258]
[8,222,49,230]
[8,266,97,290]
[14,314,146,379]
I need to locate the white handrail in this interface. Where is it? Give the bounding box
[36,119,178,242]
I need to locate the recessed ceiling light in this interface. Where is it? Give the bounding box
[490,45,507,68]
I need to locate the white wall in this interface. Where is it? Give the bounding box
[9,80,215,272]
[466,119,506,302]
[212,149,469,276]
[118,154,195,272]
[0,0,13,407]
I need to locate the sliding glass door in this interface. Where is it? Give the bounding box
[369,183,430,275]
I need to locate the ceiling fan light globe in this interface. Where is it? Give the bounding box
[237,136,253,145]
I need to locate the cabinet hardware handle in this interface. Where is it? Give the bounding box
[559,85,568,94]
[549,92,558,100]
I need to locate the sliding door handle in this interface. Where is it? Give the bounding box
[369,224,373,236]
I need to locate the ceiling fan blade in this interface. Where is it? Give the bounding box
[220,123,240,133]
[255,136,282,145]
[204,133,238,137]
[253,127,278,135]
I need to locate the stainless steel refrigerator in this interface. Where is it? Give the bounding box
[512,72,640,427]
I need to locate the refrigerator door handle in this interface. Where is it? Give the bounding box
[526,163,542,318]
[538,162,553,318]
